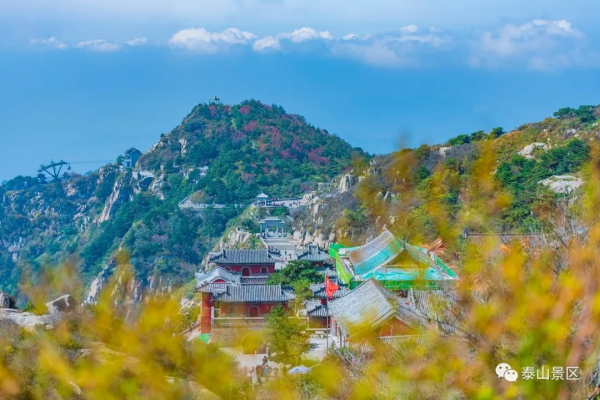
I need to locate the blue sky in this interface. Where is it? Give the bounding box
[1,0,599,181]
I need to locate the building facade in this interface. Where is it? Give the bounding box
[208,249,280,276]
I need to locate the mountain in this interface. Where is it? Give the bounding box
[0,99,365,299]
[288,104,598,260]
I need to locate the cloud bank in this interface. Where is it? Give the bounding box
[30,20,598,70]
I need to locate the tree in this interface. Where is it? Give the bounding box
[291,279,314,306]
[554,107,576,119]
[469,130,487,142]
[265,305,310,365]
[271,206,290,218]
[490,127,506,138]
[448,134,471,146]
[267,260,323,286]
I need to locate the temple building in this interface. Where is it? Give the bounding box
[328,279,431,347]
[197,283,295,335]
[330,229,457,291]
[296,243,332,267]
[208,249,280,277]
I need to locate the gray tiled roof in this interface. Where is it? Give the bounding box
[409,288,459,334]
[317,267,338,278]
[305,300,331,317]
[297,251,332,262]
[310,283,350,300]
[195,267,241,288]
[209,249,280,264]
[329,279,430,336]
[198,284,295,303]
[241,276,270,285]
[329,279,397,335]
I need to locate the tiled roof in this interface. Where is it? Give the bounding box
[297,251,332,262]
[346,230,405,275]
[329,279,429,336]
[198,284,295,303]
[195,267,241,288]
[409,289,459,334]
[209,249,280,264]
[329,279,398,335]
[305,300,331,317]
[310,283,350,299]
[317,267,338,278]
[241,276,270,285]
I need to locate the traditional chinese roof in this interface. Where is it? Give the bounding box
[256,192,269,199]
[241,276,270,285]
[346,230,405,275]
[124,147,142,156]
[409,288,459,334]
[198,284,295,303]
[329,279,429,336]
[209,249,280,264]
[195,267,241,288]
[310,283,350,300]
[316,267,338,278]
[305,300,331,317]
[296,244,332,263]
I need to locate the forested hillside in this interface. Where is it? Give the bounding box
[0,100,364,299]
[291,105,599,263]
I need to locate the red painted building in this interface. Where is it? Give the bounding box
[197,283,295,333]
[209,249,280,276]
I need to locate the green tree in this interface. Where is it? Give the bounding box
[271,206,290,218]
[265,305,310,365]
[267,260,323,286]
[448,134,471,146]
[490,127,506,138]
[469,130,487,142]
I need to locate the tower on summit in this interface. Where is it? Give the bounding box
[209,96,221,105]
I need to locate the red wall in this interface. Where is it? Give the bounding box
[218,302,287,317]
[217,264,275,276]
[200,292,214,333]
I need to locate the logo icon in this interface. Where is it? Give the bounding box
[496,363,518,382]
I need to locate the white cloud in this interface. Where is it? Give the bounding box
[400,25,420,34]
[252,36,281,52]
[279,27,333,43]
[30,37,68,49]
[126,37,148,46]
[332,26,453,67]
[470,19,589,69]
[76,39,121,52]
[168,27,256,52]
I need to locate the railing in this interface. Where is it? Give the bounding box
[212,316,266,327]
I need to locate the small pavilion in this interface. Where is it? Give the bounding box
[255,192,269,207]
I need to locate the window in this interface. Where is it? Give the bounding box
[228,306,238,315]
[242,267,251,277]
[248,306,259,317]
[260,266,268,274]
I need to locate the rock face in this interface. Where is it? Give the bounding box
[46,294,78,314]
[338,174,358,193]
[518,143,548,159]
[98,175,132,223]
[539,175,583,194]
[0,309,53,329]
[0,291,17,309]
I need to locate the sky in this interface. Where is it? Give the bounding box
[1,0,599,181]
